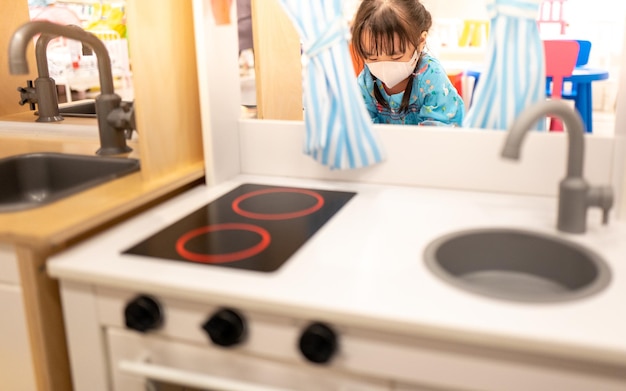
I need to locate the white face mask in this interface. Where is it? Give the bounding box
[366,50,419,88]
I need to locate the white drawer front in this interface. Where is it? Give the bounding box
[107,327,390,391]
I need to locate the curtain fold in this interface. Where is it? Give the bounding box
[278,0,384,170]
[464,0,545,131]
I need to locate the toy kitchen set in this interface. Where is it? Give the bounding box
[47,1,626,390]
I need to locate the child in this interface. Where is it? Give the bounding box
[351,0,464,125]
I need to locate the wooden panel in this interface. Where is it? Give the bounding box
[16,245,72,391]
[251,0,302,120]
[125,0,204,181]
[0,1,37,117]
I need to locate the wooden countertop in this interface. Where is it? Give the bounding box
[0,115,205,250]
[0,110,98,126]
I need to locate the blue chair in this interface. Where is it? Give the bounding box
[574,39,591,67]
[466,68,482,107]
[562,39,591,100]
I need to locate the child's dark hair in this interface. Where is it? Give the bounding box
[351,0,432,112]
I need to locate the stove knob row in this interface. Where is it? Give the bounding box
[123,296,248,348]
[202,308,247,347]
[123,296,337,364]
[299,322,338,364]
[124,295,164,333]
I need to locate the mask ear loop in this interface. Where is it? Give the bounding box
[397,52,424,113]
[393,33,426,113]
[371,73,391,110]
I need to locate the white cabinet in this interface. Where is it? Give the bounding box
[0,244,37,391]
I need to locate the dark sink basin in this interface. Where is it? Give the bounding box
[424,228,611,303]
[0,152,140,212]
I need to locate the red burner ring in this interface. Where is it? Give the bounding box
[232,188,324,220]
[175,223,271,264]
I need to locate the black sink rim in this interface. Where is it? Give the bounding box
[423,228,611,303]
[35,99,133,118]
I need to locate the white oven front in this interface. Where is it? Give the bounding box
[107,327,389,391]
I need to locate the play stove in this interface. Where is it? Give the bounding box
[124,183,356,272]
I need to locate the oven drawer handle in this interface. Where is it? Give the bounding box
[119,359,292,391]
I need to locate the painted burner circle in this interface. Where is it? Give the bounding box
[175,223,271,264]
[232,188,325,220]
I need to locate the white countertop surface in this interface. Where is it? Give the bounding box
[48,174,626,368]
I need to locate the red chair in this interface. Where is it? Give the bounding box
[543,39,579,131]
[446,69,464,98]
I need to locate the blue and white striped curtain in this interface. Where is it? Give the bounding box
[464,0,545,130]
[278,0,384,170]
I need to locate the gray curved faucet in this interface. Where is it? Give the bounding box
[24,27,90,122]
[14,33,65,122]
[9,21,134,155]
[501,100,613,234]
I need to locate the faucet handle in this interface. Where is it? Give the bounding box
[17,80,36,110]
[107,101,137,140]
[588,186,614,225]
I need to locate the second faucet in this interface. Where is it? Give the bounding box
[8,21,134,156]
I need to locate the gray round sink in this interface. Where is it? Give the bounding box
[424,228,611,303]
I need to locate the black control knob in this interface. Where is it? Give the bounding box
[124,295,163,333]
[202,308,247,347]
[299,322,338,364]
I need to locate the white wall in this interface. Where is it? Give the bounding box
[422,0,487,20]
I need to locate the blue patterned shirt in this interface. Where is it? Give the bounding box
[357,53,465,126]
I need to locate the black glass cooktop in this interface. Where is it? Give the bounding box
[123,184,356,272]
